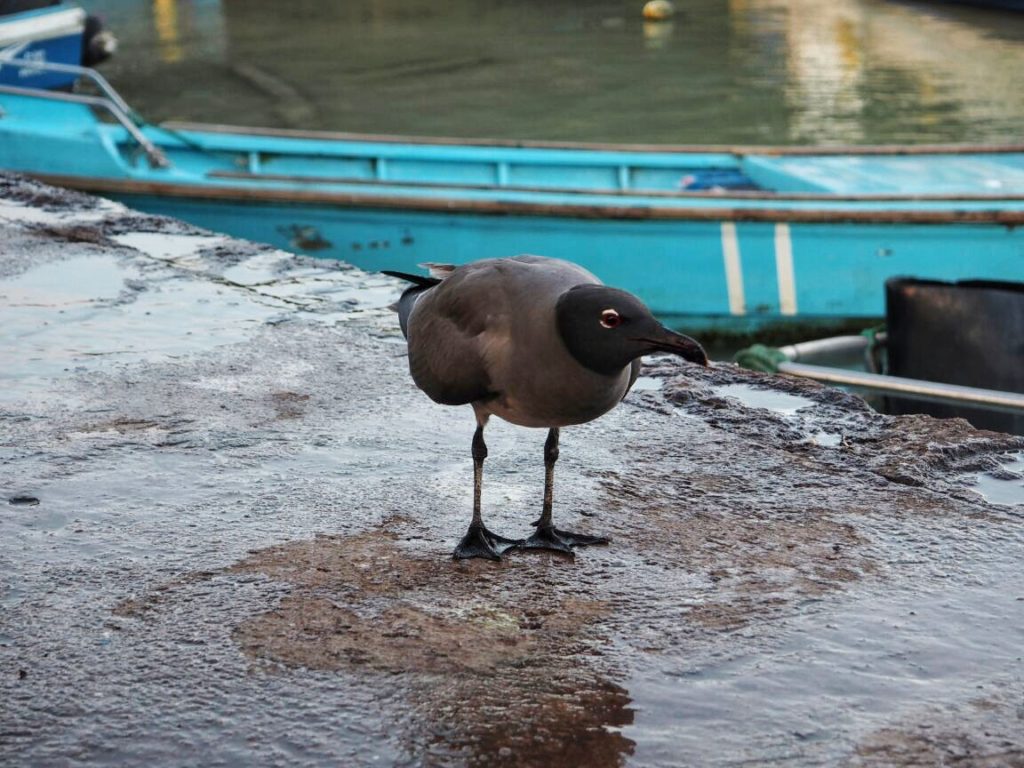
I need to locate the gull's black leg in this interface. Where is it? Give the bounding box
[453,424,522,560]
[522,428,610,555]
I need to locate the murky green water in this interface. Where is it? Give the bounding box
[81,0,1024,145]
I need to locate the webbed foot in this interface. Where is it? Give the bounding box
[453,524,522,561]
[520,525,611,555]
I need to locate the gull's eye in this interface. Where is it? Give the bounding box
[600,309,622,329]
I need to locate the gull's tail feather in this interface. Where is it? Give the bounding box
[382,268,447,338]
[381,270,441,288]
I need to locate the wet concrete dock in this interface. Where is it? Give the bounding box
[2,173,1023,767]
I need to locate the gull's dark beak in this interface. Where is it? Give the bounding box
[638,327,709,366]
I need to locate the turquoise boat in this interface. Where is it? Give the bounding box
[1,58,1023,332]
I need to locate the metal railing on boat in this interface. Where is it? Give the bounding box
[0,58,169,168]
[737,334,1024,415]
[779,362,1024,415]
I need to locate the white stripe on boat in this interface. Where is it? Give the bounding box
[720,221,746,315]
[0,8,86,48]
[774,222,798,315]
[0,42,28,62]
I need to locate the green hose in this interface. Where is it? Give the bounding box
[733,344,787,373]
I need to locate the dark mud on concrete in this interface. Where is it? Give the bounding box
[2,174,1024,766]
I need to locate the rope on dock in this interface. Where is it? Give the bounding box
[734,344,787,373]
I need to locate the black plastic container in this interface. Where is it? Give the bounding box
[885,277,1024,434]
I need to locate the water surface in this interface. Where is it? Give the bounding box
[82,0,1024,145]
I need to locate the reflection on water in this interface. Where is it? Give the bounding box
[152,0,182,64]
[739,0,869,142]
[79,0,1024,144]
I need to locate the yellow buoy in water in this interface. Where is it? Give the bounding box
[642,0,675,21]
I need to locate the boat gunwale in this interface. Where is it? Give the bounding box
[30,172,1024,225]
[205,169,1024,204]
[0,3,85,48]
[5,85,1024,202]
[160,120,1024,157]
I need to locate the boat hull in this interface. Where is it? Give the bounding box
[88,188,1022,327]
[1,85,1022,331]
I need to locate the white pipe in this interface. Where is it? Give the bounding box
[778,362,1024,414]
[778,335,869,362]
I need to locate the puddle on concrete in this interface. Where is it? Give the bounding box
[254,274,397,312]
[972,474,1024,508]
[112,233,399,316]
[810,430,843,447]
[712,383,815,415]
[1000,453,1024,473]
[220,249,336,286]
[625,549,1024,764]
[969,451,1024,508]
[630,376,662,392]
[111,231,228,265]
[0,253,131,307]
[0,229,403,406]
[0,252,281,405]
